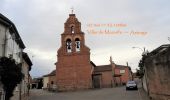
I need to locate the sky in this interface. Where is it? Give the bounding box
[0,0,170,78]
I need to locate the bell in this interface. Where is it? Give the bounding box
[68,45,71,49]
[77,45,79,48]
[76,42,80,48]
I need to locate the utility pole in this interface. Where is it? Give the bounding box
[126,62,129,67]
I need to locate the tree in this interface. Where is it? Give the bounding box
[0,57,24,100]
[137,54,147,78]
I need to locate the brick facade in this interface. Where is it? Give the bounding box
[93,57,132,88]
[56,14,92,91]
[93,65,113,88]
[55,14,132,91]
[114,65,132,85]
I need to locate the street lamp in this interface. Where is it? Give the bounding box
[132,47,146,55]
[132,46,149,94]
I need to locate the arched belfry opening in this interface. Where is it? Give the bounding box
[75,38,80,52]
[71,26,74,33]
[66,38,72,53]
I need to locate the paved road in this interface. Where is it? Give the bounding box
[29,86,148,100]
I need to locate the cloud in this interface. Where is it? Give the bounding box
[0,0,170,77]
[25,48,57,77]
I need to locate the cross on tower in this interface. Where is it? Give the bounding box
[71,7,74,14]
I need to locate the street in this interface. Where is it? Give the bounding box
[29,86,149,100]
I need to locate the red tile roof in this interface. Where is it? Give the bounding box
[94,65,112,72]
[43,70,56,77]
[115,64,129,69]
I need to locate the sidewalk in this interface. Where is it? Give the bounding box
[11,91,29,100]
[135,78,150,100]
[138,88,150,100]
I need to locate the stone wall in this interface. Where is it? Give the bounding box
[145,48,170,100]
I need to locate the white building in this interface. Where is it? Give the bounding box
[43,76,49,89]
[0,13,25,60]
[20,52,32,99]
[0,13,32,100]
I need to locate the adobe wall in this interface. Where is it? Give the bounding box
[145,49,170,100]
[101,71,113,88]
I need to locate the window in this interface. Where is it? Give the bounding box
[120,70,125,74]
[71,26,74,33]
[51,81,54,84]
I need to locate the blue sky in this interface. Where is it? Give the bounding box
[0,0,170,77]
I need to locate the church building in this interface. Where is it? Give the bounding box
[56,13,93,91]
[56,12,133,91]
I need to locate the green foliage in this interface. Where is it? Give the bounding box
[137,55,147,78]
[0,57,24,100]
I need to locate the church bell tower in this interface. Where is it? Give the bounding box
[56,13,92,91]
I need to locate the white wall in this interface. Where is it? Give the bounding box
[0,23,9,100]
[43,77,49,89]
[21,59,29,95]
[0,24,7,57]
[0,23,22,63]
[142,73,148,92]
[0,20,23,100]
[5,32,22,63]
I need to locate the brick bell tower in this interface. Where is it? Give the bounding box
[56,13,92,91]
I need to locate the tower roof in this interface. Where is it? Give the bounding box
[65,14,80,24]
[63,13,82,34]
